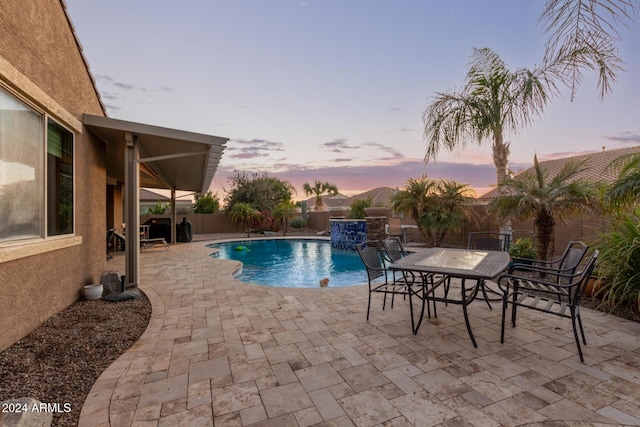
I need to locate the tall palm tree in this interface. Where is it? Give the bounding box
[487,155,598,261]
[539,0,638,101]
[390,175,436,244]
[420,180,476,247]
[423,47,550,187]
[228,202,260,237]
[303,181,339,211]
[604,152,640,209]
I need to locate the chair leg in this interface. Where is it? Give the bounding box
[570,306,585,363]
[443,277,450,306]
[367,292,372,321]
[429,275,437,319]
[575,307,587,344]
[500,292,508,343]
[511,282,519,327]
[479,280,493,310]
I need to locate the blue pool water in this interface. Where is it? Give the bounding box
[207,239,368,288]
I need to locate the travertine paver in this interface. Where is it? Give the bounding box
[78,235,640,427]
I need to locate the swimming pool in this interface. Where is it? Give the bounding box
[208,238,368,288]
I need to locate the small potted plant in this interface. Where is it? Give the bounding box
[508,238,537,266]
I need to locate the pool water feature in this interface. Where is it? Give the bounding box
[208,239,368,288]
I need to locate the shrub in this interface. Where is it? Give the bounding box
[147,201,168,215]
[193,191,220,214]
[290,217,307,229]
[509,238,537,259]
[251,210,281,233]
[593,209,640,312]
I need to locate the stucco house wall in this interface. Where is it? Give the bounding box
[0,0,108,350]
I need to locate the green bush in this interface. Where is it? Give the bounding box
[593,209,640,312]
[193,191,220,214]
[147,200,168,215]
[509,238,537,259]
[290,217,307,229]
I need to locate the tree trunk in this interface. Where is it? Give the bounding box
[493,136,513,237]
[534,209,555,261]
[492,137,510,186]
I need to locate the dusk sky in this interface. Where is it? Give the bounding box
[65,1,640,199]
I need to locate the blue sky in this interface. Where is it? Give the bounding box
[65,1,640,198]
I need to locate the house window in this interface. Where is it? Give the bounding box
[47,119,74,236]
[0,87,74,243]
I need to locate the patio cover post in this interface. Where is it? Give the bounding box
[124,132,140,288]
[170,188,176,244]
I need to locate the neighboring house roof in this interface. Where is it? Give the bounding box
[344,186,396,207]
[304,187,397,211]
[479,145,640,200]
[304,193,349,211]
[140,188,170,202]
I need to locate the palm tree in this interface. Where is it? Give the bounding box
[604,152,640,209]
[272,200,297,236]
[487,155,598,261]
[348,196,375,219]
[423,47,550,187]
[420,180,477,247]
[390,175,436,244]
[303,181,339,211]
[228,202,260,237]
[539,0,638,101]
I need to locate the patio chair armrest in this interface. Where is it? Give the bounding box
[508,264,575,276]
[499,270,582,291]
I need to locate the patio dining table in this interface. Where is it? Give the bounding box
[389,248,511,347]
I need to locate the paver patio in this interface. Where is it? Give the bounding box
[79,236,640,426]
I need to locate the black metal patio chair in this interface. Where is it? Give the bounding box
[379,236,409,263]
[465,231,512,309]
[498,249,599,362]
[509,241,589,280]
[467,231,511,252]
[356,240,430,331]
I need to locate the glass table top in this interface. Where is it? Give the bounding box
[415,249,489,270]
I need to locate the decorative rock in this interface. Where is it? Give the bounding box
[0,397,53,427]
[100,271,122,295]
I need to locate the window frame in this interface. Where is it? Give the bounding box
[0,84,77,245]
[46,116,76,238]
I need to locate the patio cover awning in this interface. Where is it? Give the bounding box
[83,114,228,288]
[83,114,228,193]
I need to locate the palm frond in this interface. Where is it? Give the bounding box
[423,47,550,171]
[539,0,638,99]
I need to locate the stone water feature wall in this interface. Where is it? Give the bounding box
[365,217,387,242]
[330,219,367,250]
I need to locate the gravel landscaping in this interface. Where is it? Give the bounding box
[0,293,151,427]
